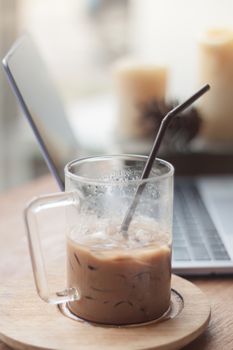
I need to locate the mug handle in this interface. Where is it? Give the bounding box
[24,191,80,304]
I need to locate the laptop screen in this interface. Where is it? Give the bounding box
[2,36,80,190]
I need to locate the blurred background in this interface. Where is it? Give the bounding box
[1,0,233,191]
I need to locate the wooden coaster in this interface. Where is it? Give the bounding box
[0,275,210,350]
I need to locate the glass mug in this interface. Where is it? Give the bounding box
[25,155,174,326]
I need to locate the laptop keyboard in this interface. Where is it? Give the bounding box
[173,180,230,262]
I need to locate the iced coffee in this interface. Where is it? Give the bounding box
[67,216,171,325]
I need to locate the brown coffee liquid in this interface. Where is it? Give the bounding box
[67,217,171,325]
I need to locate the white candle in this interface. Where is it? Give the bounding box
[198,28,233,141]
[114,60,167,139]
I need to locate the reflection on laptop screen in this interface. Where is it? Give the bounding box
[2,36,79,190]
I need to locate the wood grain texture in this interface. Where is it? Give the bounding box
[0,175,232,349]
[0,275,210,350]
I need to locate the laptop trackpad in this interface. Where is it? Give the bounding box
[210,196,233,236]
[198,178,233,237]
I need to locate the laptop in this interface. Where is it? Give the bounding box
[3,36,233,275]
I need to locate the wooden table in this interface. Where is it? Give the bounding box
[0,175,232,350]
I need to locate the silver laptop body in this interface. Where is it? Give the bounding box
[3,36,233,275]
[172,176,233,275]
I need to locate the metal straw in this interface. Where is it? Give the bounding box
[121,84,210,234]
